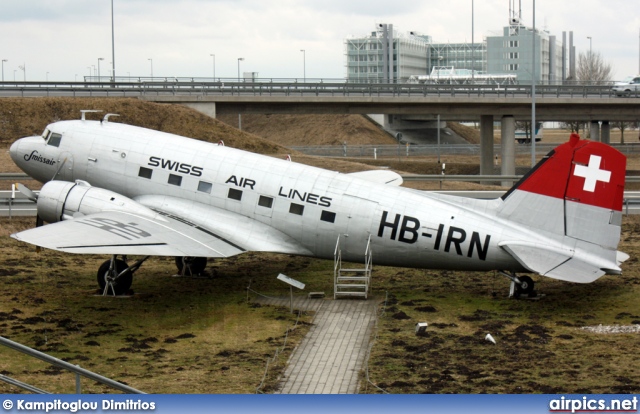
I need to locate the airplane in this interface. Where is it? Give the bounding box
[8,110,629,297]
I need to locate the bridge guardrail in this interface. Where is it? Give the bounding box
[0,80,635,99]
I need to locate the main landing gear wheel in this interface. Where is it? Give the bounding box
[96,255,149,296]
[175,256,207,276]
[97,258,132,296]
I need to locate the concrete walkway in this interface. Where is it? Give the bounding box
[255,295,379,394]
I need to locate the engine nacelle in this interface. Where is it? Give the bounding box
[37,180,158,223]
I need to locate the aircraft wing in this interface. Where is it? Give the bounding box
[11,196,313,257]
[347,170,403,186]
[11,210,246,257]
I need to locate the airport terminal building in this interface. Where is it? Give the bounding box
[345,21,575,84]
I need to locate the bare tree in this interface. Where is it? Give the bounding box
[576,51,613,85]
[561,121,585,135]
[613,121,636,144]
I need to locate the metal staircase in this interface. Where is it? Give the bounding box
[334,235,372,299]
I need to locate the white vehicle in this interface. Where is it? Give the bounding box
[9,112,629,297]
[611,75,640,97]
[515,122,543,144]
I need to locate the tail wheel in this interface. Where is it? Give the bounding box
[97,259,133,296]
[175,256,207,276]
[516,275,534,295]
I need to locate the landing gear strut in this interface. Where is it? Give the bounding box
[499,271,536,298]
[97,255,150,296]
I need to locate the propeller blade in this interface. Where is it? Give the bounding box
[35,215,43,253]
[16,183,38,202]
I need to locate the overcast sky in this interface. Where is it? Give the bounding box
[1,0,638,82]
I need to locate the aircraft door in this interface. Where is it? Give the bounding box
[342,195,379,261]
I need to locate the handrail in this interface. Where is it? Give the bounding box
[0,373,50,394]
[0,335,145,394]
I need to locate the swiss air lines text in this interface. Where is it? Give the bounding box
[377,211,491,261]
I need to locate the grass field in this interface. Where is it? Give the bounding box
[1,214,640,394]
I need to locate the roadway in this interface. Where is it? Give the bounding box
[1,80,640,121]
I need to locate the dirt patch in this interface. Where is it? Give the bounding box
[217,114,398,146]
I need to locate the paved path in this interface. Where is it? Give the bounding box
[255,295,379,394]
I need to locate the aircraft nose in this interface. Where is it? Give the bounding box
[9,140,21,164]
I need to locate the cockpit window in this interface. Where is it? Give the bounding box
[42,129,51,141]
[47,133,62,147]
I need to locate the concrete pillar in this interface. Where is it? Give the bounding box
[184,102,216,119]
[590,121,600,142]
[501,115,516,187]
[601,121,610,144]
[480,115,494,175]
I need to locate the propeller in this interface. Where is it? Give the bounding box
[16,182,38,202]
[15,182,43,244]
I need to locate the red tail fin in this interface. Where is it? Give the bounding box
[504,133,626,211]
[499,134,626,251]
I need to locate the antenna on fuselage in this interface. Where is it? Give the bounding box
[102,113,120,123]
[80,110,103,121]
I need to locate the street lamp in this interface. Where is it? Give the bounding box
[111,0,116,81]
[531,0,536,168]
[1,59,7,82]
[97,57,104,81]
[237,57,244,81]
[210,54,215,81]
[237,57,244,130]
[471,0,474,83]
[300,49,306,82]
[148,58,153,78]
[587,36,593,83]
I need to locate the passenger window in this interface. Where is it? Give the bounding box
[168,174,182,186]
[321,210,336,223]
[289,203,304,216]
[258,195,273,208]
[228,188,243,201]
[47,133,62,147]
[138,167,153,179]
[198,181,212,194]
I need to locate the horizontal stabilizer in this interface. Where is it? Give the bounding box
[500,241,619,283]
[500,242,573,276]
[347,170,403,186]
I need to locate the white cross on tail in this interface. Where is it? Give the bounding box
[573,154,611,192]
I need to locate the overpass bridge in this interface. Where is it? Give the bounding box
[2,80,640,176]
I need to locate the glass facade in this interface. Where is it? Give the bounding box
[345,24,566,84]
